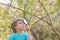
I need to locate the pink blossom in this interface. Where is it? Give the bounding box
[35,5,40,12]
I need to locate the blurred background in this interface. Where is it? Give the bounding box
[0,0,60,40]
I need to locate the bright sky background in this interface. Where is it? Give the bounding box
[0,0,10,4]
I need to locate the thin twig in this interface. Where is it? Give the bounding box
[23,0,28,18]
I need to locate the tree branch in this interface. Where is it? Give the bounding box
[38,0,60,38]
[0,2,52,27]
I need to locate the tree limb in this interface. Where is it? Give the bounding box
[38,0,60,38]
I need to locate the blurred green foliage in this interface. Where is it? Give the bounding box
[0,0,60,40]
